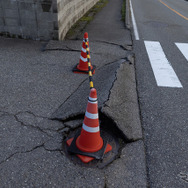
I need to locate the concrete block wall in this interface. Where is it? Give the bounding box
[0,0,99,40]
[0,0,58,40]
[57,0,100,40]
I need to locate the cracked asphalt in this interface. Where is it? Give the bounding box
[0,0,147,187]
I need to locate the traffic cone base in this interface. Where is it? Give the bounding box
[66,130,106,159]
[72,65,96,74]
[66,137,94,163]
[66,137,74,146]
[77,143,112,163]
[66,137,112,163]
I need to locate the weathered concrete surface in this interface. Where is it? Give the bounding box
[0,0,101,40]
[102,60,142,141]
[0,147,105,188]
[0,114,49,163]
[51,58,126,120]
[0,0,58,40]
[77,0,132,48]
[105,140,147,188]
[0,37,87,117]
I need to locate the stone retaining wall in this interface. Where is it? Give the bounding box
[0,0,58,40]
[0,0,99,40]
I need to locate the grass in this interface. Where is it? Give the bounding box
[80,16,93,22]
[121,0,126,22]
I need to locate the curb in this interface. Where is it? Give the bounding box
[125,0,131,29]
[124,1,148,187]
[101,58,148,187]
[102,59,143,141]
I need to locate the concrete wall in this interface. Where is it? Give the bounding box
[0,0,99,40]
[57,0,99,40]
[0,0,58,40]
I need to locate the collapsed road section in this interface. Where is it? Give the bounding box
[46,29,147,186]
[0,30,147,188]
[0,0,148,187]
[50,32,142,168]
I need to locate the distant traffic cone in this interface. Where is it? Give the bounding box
[72,32,96,74]
[67,88,112,163]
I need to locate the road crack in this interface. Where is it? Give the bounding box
[51,77,88,120]
[0,144,44,166]
[14,113,53,137]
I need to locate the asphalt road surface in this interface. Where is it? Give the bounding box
[129,0,188,187]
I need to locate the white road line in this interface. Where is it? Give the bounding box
[175,43,188,61]
[129,0,140,40]
[144,41,183,88]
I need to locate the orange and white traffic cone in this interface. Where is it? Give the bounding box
[67,88,112,163]
[72,32,96,74]
[76,87,103,152]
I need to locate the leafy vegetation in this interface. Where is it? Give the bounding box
[121,0,126,22]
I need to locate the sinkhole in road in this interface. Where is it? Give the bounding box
[62,111,126,168]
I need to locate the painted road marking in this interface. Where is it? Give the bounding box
[175,43,188,61]
[159,0,188,21]
[129,0,140,40]
[144,41,183,88]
